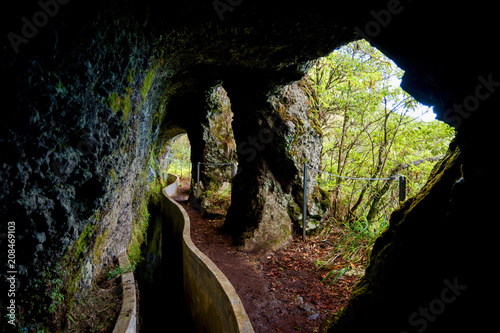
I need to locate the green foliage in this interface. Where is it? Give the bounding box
[307,40,455,279]
[127,194,151,269]
[127,135,170,270]
[109,64,158,121]
[319,216,388,284]
[322,267,349,284]
[141,67,156,99]
[127,69,136,84]
[167,134,192,178]
[127,140,169,269]
[107,89,132,120]
[319,214,387,270]
[202,183,232,213]
[306,40,455,225]
[105,263,134,280]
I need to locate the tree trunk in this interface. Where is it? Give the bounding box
[366,155,444,223]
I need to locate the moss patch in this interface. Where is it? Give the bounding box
[127,193,150,268]
[108,89,132,120]
[141,67,156,100]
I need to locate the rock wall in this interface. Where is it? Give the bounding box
[224,79,323,252]
[0,2,167,329]
[189,85,238,204]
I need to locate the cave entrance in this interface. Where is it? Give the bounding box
[165,133,192,183]
[304,39,454,258]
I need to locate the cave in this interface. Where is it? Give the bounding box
[1,0,498,332]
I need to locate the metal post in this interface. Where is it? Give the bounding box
[231,163,235,179]
[399,175,406,203]
[189,162,192,184]
[303,162,308,241]
[197,162,201,199]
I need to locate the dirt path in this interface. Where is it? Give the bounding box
[171,182,359,333]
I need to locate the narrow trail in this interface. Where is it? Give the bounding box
[170,180,359,333]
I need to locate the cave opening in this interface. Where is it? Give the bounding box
[306,39,454,232]
[165,133,192,183]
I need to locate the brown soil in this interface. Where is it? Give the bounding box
[172,180,360,333]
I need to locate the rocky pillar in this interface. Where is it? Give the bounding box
[189,85,237,209]
[224,77,323,253]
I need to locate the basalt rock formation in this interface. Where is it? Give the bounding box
[187,85,238,206]
[0,0,498,331]
[224,78,323,252]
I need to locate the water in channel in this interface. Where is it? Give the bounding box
[136,201,198,332]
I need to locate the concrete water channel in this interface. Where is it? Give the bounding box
[134,174,253,333]
[135,197,197,332]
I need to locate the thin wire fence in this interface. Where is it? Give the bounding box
[307,165,398,181]
[302,163,406,240]
[165,157,236,190]
[196,162,236,199]
[166,159,406,239]
[167,158,192,178]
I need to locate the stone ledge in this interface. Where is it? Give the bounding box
[112,252,137,333]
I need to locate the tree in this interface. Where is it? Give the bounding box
[304,40,455,226]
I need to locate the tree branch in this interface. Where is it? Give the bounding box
[365,155,444,223]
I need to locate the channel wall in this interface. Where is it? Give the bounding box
[162,173,254,333]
